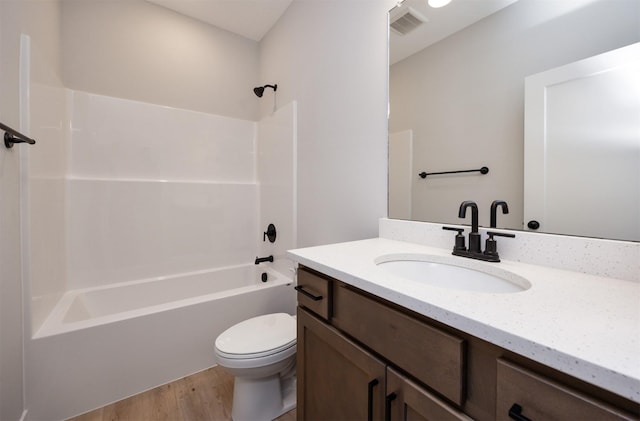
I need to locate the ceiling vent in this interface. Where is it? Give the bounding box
[390,5,427,36]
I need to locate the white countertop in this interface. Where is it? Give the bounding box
[288,237,640,403]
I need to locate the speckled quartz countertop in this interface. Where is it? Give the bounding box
[287,237,640,403]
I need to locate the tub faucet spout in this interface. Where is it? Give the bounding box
[255,255,274,265]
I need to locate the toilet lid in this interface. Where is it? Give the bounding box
[215,313,296,357]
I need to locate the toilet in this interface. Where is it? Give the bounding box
[214,313,297,421]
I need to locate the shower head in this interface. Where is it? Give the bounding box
[253,84,277,98]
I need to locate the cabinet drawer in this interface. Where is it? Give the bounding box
[496,359,636,420]
[296,267,331,320]
[332,283,466,406]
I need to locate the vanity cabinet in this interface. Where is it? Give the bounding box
[296,266,470,421]
[295,265,640,421]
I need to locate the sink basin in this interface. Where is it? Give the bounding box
[375,254,530,293]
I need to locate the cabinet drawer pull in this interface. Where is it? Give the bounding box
[384,392,397,421]
[294,285,323,301]
[367,379,379,421]
[509,404,533,421]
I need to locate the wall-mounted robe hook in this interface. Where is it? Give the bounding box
[263,223,277,243]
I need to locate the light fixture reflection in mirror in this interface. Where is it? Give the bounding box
[428,0,452,8]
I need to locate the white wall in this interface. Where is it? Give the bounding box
[0,3,25,417]
[259,0,394,247]
[61,0,260,121]
[389,0,640,229]
[1,1,64,419]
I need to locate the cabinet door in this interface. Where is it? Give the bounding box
[297,307,386,421]
[386,367,473,421]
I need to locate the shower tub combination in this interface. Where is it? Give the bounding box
[23,86,298,419]
[29,264,296,420]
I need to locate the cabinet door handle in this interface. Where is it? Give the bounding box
[294,285,323,301]
[367,379,379,421]
[509,403,533,421]
[384,392,397,421]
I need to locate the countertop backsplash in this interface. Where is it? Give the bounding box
[379,218,640,283]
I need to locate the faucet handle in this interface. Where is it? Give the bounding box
[487,231,516,239]
[442,226,466,252]
[484,231,515,261]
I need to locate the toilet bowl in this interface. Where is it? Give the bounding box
[215,313,297,421]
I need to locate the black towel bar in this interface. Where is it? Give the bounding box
[1,121,36,148]
[419,166,488,179]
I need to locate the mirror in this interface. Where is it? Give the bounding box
[388,0,640,241]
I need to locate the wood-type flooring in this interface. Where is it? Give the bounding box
[67,365,296,421]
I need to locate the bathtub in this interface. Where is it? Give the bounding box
[27,264,297,420]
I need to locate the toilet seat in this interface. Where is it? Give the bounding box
[215,313,296,360]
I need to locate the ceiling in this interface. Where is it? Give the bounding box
[147,0,518,62]
[390,0,519,64]
[147,0,294,42]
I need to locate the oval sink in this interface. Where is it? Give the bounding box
[375,254,530,294]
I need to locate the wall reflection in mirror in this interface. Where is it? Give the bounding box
[388,0,640,241]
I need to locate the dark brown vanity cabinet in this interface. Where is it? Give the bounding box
[296,266,468,420]
[296,308,469,421]
[295,266,640,421]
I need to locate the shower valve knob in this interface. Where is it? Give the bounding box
[263,223,277,243]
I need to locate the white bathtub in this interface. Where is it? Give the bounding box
[28,264,297,420]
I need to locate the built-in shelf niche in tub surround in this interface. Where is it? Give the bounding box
[66,90,258,290]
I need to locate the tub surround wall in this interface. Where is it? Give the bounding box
[380,218,640,283]
[28,78,68,331]
[66,91,259,290]
[257,101,297,276]
[68,91,256,181]
[67,179,258,288]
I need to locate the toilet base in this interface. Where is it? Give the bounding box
[231,374,296,421]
